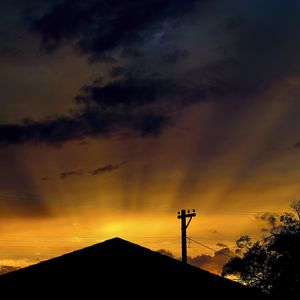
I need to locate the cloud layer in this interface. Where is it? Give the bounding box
[1,0,300,146]
[188,248,234,275]
[30,0,199,60]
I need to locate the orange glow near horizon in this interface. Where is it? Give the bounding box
[0,203,291,274]
[0,97,299,274]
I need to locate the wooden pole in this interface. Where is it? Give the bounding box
[178,209,196,264]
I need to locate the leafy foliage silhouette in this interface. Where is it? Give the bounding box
[222,201,300,297]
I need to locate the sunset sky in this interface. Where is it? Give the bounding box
[1,0,300,274]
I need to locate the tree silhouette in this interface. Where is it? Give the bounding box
[222,201,300,297]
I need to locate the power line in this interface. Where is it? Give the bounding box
[187,237,233,258]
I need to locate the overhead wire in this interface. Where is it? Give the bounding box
[187,237,233,258]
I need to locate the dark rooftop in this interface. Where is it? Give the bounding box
[0,237,266,299]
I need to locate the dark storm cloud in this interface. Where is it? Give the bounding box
[0,117,85,146]
[74,75,211,129]
[30,0,199,61]
[0,108,171,145]
[30,0,300,95]
[0,74,211,145]
[2,0,300,146]
[75,77,196,108]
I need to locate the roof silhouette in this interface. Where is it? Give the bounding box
[0,237,265,299]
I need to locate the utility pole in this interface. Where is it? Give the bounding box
[177,209,196,264]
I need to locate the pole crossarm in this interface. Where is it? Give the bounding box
[177,210,196,219]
